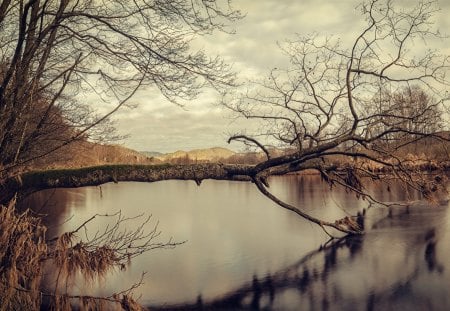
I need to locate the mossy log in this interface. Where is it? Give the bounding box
[1,163,255,203]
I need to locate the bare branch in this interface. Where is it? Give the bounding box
[223,0,449,235]
[228,134,271,160]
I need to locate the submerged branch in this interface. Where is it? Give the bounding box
[252,176,363,236]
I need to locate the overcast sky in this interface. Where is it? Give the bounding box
[113,0,450,153]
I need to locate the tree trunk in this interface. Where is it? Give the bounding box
[1,163,254,203]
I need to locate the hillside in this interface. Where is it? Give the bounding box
[155,147,236,163]
[28,131,450,171]
[140,151,164,157]
[29,141,159,170]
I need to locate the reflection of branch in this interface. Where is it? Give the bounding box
[150,211,444,311]
[14,274,146,310]
[149,236,359,310]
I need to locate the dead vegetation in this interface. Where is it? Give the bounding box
[0,198,180,310]
[27,141,159,171]
[0,198,45,311]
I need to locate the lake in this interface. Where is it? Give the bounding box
[19,175,450,310]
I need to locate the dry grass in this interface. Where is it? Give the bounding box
[0,199,178,310]
[0,198,46,310]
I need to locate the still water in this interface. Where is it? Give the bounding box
[20,175,450,310]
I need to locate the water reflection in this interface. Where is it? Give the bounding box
[18,188,87,239]
[18,175,450,310]
[150,208,449,311]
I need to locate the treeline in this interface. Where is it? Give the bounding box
[27,141,156,170]
[164,152,265,165]
[29,132,448,170]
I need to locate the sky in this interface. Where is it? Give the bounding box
[112,0,450,153]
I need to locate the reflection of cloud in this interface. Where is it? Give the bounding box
[115,0,450,152]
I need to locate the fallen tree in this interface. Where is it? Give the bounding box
[6,157,448,236]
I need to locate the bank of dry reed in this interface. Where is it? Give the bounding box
[0,198,175,310]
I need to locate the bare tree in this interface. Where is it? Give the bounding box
[224,0,449,236]
[0,1,241,309]
[0,0,241,178]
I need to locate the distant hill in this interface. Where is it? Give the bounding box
[28,143,267,169]
[140,151,164,157]
[27,131,450,170]
[29,141,159,170]
[156,147,235,163]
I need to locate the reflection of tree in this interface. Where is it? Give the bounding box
[148,236,363,310]
[424,229,444,274]
[148,205,448,310]
[16,188,73,238]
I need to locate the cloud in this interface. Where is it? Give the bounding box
[115,0,450,152]
[115,98,254,152]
